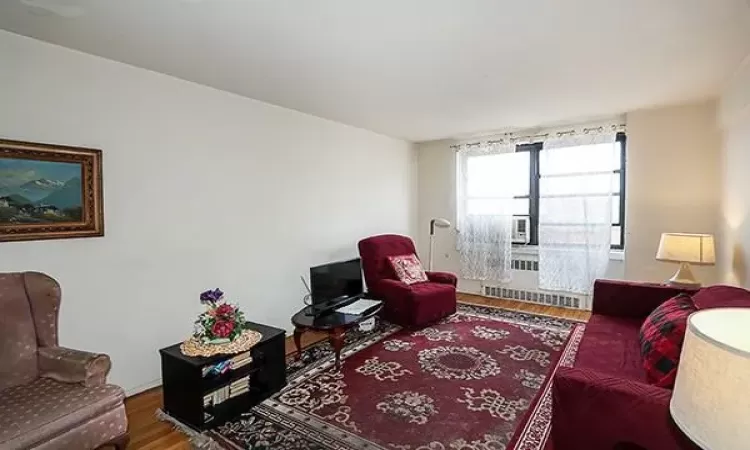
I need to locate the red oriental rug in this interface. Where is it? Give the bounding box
[205,304,585,450]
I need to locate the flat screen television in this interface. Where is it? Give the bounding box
[310,258,363,307]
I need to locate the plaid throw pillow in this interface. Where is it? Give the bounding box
[639,293,697,388]
[388,254,428,285]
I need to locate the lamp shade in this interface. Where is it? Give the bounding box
[432,218,451,228]
[670,308,750,450]
[656,233,715,265]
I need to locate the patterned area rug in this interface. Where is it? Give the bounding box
[202,304,584,450]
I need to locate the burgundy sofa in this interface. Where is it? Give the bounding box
[358,234,458,327]
[551,279,750,450]
[0,272,129,450]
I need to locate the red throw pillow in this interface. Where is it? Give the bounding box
[639,294,697,388]
[388,254,428,285]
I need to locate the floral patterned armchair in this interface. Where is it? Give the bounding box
[0,272,129,450]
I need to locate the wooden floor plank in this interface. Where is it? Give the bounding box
[124,294,589,448]
[458,293,591,322]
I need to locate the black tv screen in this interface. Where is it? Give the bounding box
[310,258,363,305]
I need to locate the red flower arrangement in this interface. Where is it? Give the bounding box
[215,303,235,318]
[193,289,247,344]
[212,320,235,338]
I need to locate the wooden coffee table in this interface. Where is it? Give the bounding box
[291,304,383,370]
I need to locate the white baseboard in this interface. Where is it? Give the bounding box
[457,289,479,296]
[126,378,162,397]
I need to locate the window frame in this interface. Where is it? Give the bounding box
[510,132,627,250]
[614,132,626,250]
[514,142,542,246]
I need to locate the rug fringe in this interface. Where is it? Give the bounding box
[155,408,225,450]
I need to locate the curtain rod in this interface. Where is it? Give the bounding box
[449,124,625,149]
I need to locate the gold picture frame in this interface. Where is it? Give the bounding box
[0,139,104,242]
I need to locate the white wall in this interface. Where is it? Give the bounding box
[0,31,416,394]
[625,101,721,284]
[416,100,722,299]
[719,56,750,286]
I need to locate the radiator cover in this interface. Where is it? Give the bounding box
[483,285,583,309]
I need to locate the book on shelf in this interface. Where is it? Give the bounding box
[229,375,250,398]
[231,351,251,362]
[229,390,248,399]
[202,360,231,377]
[204,386,230,406]
[219,386,230,403]
[229,352,253,369]
[231,358,253,370]
[230,375,249,385]
[229,386,249,398]
[204,375,251,407]
[201,352,253,377]
[230,380,249,389]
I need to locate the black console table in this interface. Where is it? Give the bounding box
[159,322,286,430]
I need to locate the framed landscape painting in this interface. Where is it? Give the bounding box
[0,139,103,242]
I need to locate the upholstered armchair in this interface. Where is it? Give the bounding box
[0,272,128,450]
[358,234,457,327]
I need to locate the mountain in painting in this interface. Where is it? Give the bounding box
[16,178,66,202]
[38,177,82,209]
[6,194,33,206]
[22,178,65,189]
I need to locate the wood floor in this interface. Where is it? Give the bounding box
[124,294,590,449]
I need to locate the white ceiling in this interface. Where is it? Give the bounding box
[2,0,750,142]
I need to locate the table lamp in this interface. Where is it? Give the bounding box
[655,233,715,287]
[428,218,451,271]
[670,308,750,450]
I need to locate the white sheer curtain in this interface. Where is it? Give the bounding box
[456,142,516,282]
[537,126,620,296]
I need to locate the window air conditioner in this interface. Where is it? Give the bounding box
[512,217,530,244]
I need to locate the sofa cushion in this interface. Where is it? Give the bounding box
[639,294,696,388]
[389,254,428,285]
[0,273,39,391]
[692,285,750,310]
[574,314,647,382]
[0,377,125,449]
[32,405,128,450]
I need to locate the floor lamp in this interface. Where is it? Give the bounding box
[429,218,451,271]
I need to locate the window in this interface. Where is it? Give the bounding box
[464,151,530,216]
[461,133,626,249]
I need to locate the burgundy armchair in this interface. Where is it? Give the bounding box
[0,272,129,450]
[358,234,457,327]
[551,280,750,450]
